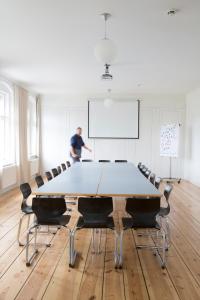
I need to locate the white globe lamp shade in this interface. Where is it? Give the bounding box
[104,97,113,108]
[94,38,117,64]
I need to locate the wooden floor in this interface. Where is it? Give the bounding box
[0,181,200,300]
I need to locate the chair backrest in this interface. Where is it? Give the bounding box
[57,166,62,174]
[61,163,67,171]
[52,168,59,177]
[66,161,71,168]
[35,175,44,188]
[155,177,161,190]
[141,167,147,174]
[138,164,144,172]
[20,183,32,200]
[164,184,173,202]
[98,160,111,163]
[144,170,151,178]
[149,173,156,185]
[45,171,53,181]
[125,197,160,228]
[20,183,32,212]
[82,159,93,162]
[115,160,127,163]
[78,197,113,223]
[32,197,66,225]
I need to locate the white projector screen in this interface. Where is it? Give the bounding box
[88,100,140,139]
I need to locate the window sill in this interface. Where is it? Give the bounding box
[2,163,16,169]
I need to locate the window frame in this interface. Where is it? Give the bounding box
[0,81,15,167]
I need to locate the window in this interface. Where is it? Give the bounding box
[27,95,38,159]
[0,82,15,166]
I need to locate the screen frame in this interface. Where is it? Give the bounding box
[88,99,140,139]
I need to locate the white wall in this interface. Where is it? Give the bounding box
[41,94,185,179]
[184,88,200,186]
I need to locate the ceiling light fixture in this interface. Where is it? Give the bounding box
[94,13,117,65]
[167,9,178,16]
[101,63,113,81]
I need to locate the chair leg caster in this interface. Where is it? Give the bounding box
[46,243,51,247]
[161,264,166,269]
[19,242,24,247]
[69,263,74,268]
[26,262,31,267]
[161,262,166,270]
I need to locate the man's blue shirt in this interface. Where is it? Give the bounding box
[70,134,85,150]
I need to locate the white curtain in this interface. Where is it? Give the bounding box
[0,134,3,190]
[36,96,42,174]
[15,85,29,184]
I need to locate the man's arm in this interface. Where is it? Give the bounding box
[83,145,92,152]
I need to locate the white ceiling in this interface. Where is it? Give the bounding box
[0,0,200,96]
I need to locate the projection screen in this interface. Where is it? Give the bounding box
[88,100,140,139]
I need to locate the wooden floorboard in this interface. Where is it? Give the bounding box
[0,181,200,299]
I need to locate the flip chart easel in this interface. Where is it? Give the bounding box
[160,123,181,183]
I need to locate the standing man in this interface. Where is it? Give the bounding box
[70,127,92,163]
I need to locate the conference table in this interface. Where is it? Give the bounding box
[33,162,161,198]
[33,162,161,226]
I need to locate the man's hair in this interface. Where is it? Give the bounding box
[77,127,82,130]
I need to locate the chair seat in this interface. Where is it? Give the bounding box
[37,215,71,226]
[159,207,170,217]
[76,216,114,229]
[22,206,33,214]
[122,217,160,229]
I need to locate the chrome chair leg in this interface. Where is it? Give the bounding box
[91,228,95,254]
[161,229,166,269]
[117,231,123,268]
[27,214,31,230]
[97,229,101,254]
[165,218,171,249]
[69,228,77,267]
[17,214,25,246]
[26,225,39,266]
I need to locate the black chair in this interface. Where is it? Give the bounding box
[69,197,119,268]
[99,160,111,163]
[57,166,62,174]
[52,168,59,177]
[141,166,147,175]
[26,197,71,266]
[45,171,53,181]
[149,173,156,185]
[66,161,71,168]
[82,159,93,162]
[18,183,34,246]
[144,170,151,179]
[35,175,44,188]
[61,163,67,171]
[155,177,161,190]
[139,164,145,172]
[115,160,127,163]
[158,184,173,248]
[119,196,167,268]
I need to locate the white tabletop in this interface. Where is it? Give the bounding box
[33,162,161,198]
